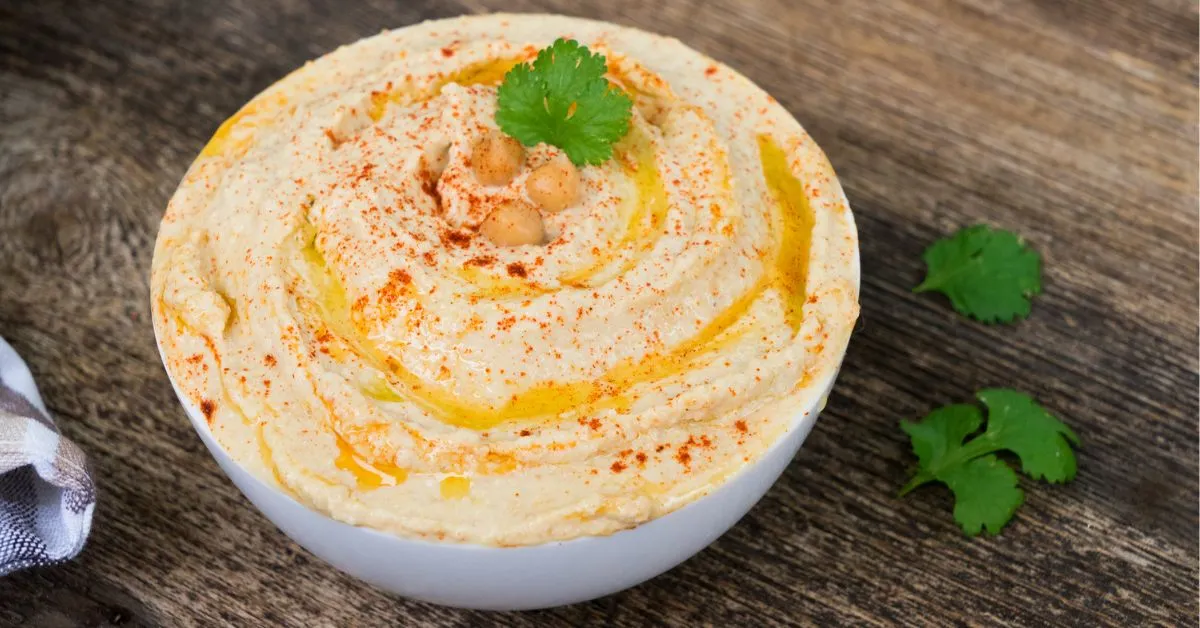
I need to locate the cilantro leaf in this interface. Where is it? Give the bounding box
[901,404,982,468]
[494,64,550,144]
[534,38,608,100]
[941,455,1024,536]
[899,390,1079,536]
[913,225,1042,324]
[495,38,633,166]
[977,388,1079,483]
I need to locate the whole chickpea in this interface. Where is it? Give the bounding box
[479,200,545,247]
[525,159,580,213]
[471,130,524,186]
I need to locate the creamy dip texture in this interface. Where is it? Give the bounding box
[152,14,860,545]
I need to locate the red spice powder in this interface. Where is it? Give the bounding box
[421,175,441,205]
[349,163,375,187]
[378,269,411,306]
[199,399,216,423]
[465,255,496,268]
[444,230,472,248]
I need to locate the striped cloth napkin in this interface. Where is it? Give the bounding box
[0,337,94,575]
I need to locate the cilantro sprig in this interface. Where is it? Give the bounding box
[914,225,1042,323]
[496,38,633,166]
[899,389,1079,536]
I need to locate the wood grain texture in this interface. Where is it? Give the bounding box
[0,0,1196,625]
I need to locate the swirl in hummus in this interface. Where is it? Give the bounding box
[151,14,860,546]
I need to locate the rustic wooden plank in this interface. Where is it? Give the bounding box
[0,0,1195,625]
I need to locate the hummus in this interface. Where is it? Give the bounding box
[152,14,859,546]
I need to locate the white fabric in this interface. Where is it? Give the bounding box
[0,337,95,575]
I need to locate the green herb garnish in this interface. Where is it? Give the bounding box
[496,38,633,166]
[914,225,1042,323]
[899,389,1079,536]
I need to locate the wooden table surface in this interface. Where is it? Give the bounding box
[1,0,1196,625]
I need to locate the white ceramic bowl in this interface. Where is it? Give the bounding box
[163,359,848,610]
[155,14,860,610]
